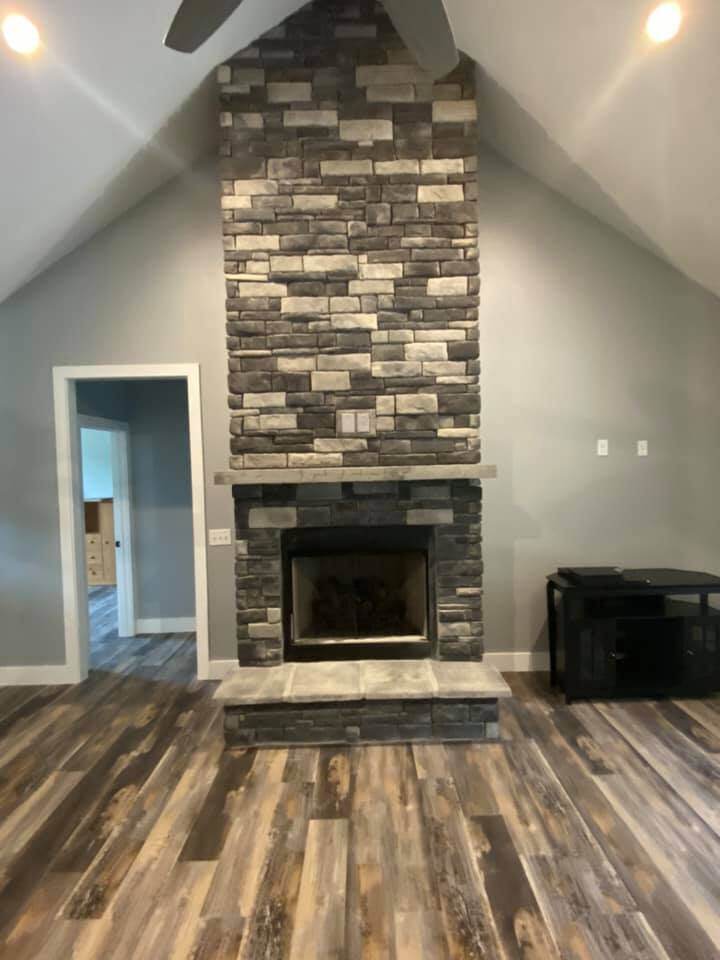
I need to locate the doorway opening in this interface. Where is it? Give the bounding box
[53,364,210,682]
[78,415,135,645]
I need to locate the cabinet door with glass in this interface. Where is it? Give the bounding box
[570,620,616,697]
[683,620,720,691]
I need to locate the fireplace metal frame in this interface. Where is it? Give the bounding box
[281,525,437,662]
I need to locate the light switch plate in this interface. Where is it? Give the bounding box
[637,440,648,457]
[208,528,232,546]
[356,412,371,433]
[597,438,609,457]
[338,411,356,434]
[336,409,377,437]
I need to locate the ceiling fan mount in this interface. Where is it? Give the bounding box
[164,0,459,81]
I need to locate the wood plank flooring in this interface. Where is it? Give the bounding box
[0,626,719,957]
[87,586,119,643]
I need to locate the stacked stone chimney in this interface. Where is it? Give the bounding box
[219,0,479,471]
[215,0,485,667]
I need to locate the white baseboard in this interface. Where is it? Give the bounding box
[0,663,83,686]
[484,651,550,672]
[135,617,197,634]
[206,659,238,681]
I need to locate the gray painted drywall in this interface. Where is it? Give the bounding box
[479,147,720,656]
[76,379,195,621]
[126,380,195,620]
[2,147,719,668]
[0,158,235,667]
[80,430,114,501]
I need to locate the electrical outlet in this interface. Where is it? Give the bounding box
[208,528,232,546]
[637,440,648,457]
[597,438,609,457]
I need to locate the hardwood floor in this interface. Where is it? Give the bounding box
[87,586,119,643]
[0,629,719,957]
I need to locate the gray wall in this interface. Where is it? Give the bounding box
[80,430,114,500]
[127,380,195,620]
[2,146,719,668]
[76,379,195,621]
[0,160,236,667]
[479,148,720,656]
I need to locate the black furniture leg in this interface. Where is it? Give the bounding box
[547,581,558,686]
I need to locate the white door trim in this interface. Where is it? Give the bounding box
[78,415,136,638]
[53,364,210,682]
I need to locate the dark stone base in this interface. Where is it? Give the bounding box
[223,697,499,747]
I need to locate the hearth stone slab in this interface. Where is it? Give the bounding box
[361,659,435,700]
[430,660,509,699]
[286,661,363,703]
[214,665,294,705]
[215,659,510,706]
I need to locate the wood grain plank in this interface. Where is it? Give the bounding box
[189,917,245,960]
[238,780,313,960]
[467,814,560,959]
[672,697,720,741]
[289,818,348,960]
[445,743,500,816]
[419,774,504,960]
[574,703,720,949]
[283,746,319,784]
[133,861,217,960]
[596,700,720,837]
[550,706,615,775]
[0,870,81,960]
[312,746,352,819]
[180,749,256,861]
[201,750,287,920]
[513,697,719,960]
[65,727,224,960]
[654,700,720,754]
[62,697,221,920]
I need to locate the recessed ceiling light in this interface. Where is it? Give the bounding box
[646,3,683,43]
[2,13,40,55]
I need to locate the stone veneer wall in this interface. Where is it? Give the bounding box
[234,480,482,664]
[219,0,480,470]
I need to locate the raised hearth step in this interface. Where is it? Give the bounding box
[214,658,511,706]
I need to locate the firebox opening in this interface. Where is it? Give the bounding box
[282,526,435,661]
[292,550,427,643]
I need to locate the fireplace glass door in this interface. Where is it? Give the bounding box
[282,526,435,661]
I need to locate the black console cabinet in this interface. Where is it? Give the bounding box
[547,568,720,703]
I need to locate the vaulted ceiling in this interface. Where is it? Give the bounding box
[1,0,718,305]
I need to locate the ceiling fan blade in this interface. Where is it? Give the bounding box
[164,0,247,53]
[382,0,459,80]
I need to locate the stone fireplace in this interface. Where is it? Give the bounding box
[232,479,483,666]
[213,0,509,743]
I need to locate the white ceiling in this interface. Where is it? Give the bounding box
[446,0,720,298]
[1,0,718,304]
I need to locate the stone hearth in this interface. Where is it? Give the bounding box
[216,659,511,746]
